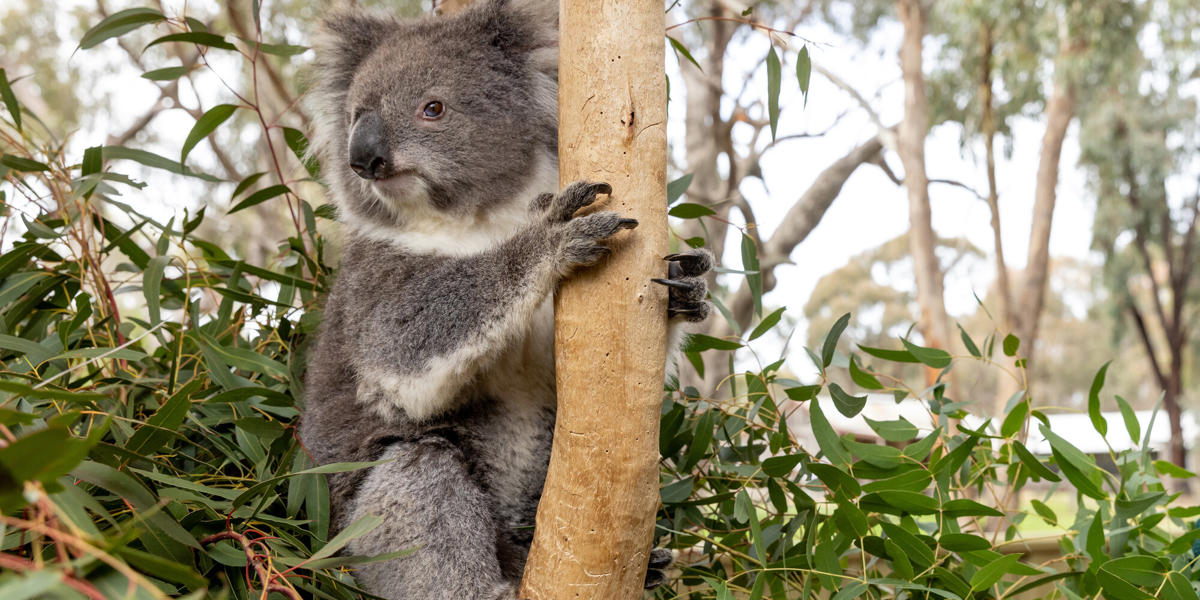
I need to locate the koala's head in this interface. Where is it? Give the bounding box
[307,0,557,230]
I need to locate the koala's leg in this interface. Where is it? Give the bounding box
[346,441,516,600]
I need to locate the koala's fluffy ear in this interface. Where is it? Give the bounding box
[311,11,399,92]
[484,0,558,76]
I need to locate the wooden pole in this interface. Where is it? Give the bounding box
[518,0,668,597]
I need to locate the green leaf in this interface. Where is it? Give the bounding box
[141,65,190,81]
[79,7,165,50]
[1097,568,1155,600]
[829,383,866,418]
[81,145,103,176]
[849,355,884,390]
[859,344,920,363]
[809,463,860,498]
[144,32,237,53]
[941,498,1004,518]
[900,338,951,368]
[125,388,192,457]
[809,402,850,466]
[1001,399,1028,438]
[761,454,803,477]
[833,500,869,537]
[668,202,716,219]
[660,477,693,503]
[1116,395,1140,443]
[821,313,851,368]
[1012,441,1060,482]
[766,47,781,141]
[879,522,934,568]
[970,553,1023,591]
[666,173,694,205]
[861,468,931,493]
[843,440,903,470]
[741,233,762,317]
[0,571,62,600]
[70,461,200,549]
[181,104,237,163]
[939,533,990,552]
[1105,557,1166,587]
[784,385,819,402]
[0,68,21,132]
[1030,499,1058,524]
[864,416,917,442]
[309,513,385,560]
[957,323,980,357]
[282,126,320,178]
[1,154,49,171]
[1002,333,1019,356]
[229,184,291,214]
[112,545,207,589]
[796,45,811,104]
[667,37,702,72]
[1040,425,1107,499]
[199,335,288,378]
[1154,460,1196,478]
[1162,572,1200,600]
[143,255,170,325]
[245,39,309,57]
[1088,362,1110,436]
[861,490,938,514]
[103,146,220,181]
[681,334,743,352]
[747,307,785,342]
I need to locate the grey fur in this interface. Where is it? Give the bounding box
[299,1,708,598]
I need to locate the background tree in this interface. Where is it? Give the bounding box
[1081,21,1200,468]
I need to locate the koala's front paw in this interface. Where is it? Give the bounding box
[544,181,638,270]
[643,548,674,590]
[653,248,713,322]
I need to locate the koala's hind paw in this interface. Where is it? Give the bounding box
[654,249,713,322]
[540,180,613,222]
[643,548,674,590]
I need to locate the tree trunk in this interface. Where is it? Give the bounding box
[517,0,668,597]
[895,0,952,377]
[1012,79,1074,365]
[1167,347,1187,468]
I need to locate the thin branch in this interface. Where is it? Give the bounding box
[930,178,986,201]
[813,63,898,154]
[1128,300,1168,391]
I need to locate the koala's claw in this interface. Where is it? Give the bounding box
[656,249,713,322]
[546,180,613,222]
[643,548,674,590]
[665,249,714,279]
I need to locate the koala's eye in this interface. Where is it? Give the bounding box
[422,101,445,120]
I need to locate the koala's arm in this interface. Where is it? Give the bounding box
[352,182,633,420]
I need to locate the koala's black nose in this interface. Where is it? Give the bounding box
[348,111,390,180]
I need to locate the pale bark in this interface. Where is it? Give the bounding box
[517,0,668,597]
[895,0,953,371]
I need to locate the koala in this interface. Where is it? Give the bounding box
[298,1,712,598]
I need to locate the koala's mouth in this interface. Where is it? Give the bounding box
[369,169,426,200]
